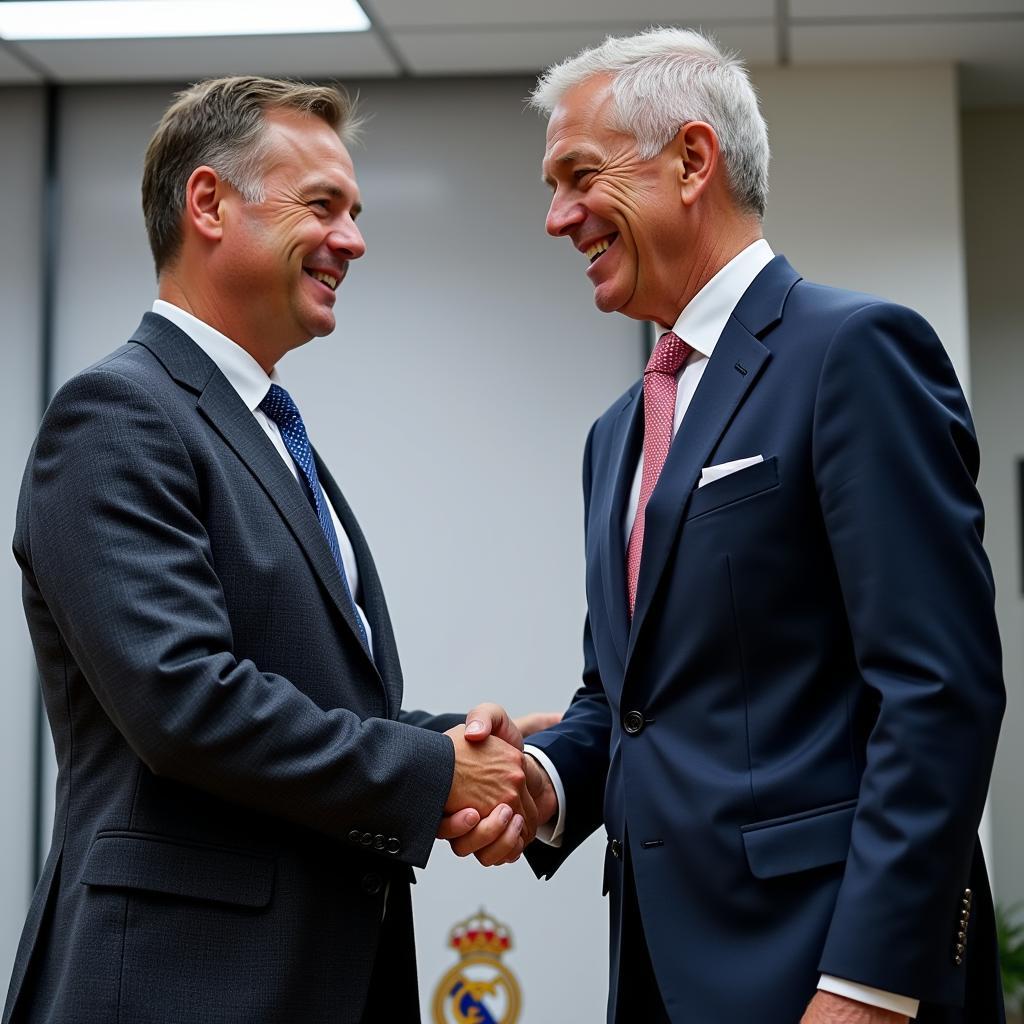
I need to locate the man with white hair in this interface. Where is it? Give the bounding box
[454,26,1005,1024]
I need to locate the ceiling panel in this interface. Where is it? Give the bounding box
[792,18,1024,62]
[792,0,1023,15]
[373,0,774,29]
[393,22,777,75]
[792,19,1024,106]
[16,31,399,83]
[0,43,42,83]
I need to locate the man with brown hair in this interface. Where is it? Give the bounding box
[3,77,538,1024]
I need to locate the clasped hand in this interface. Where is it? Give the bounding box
[439,704,560,866]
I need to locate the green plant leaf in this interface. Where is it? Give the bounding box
[997,903,1024,1013]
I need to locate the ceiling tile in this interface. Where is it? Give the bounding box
[792,0,1022,15]
[392,23,777,75]
[16,31,399,83]
[791,18,1024,62]
[373,0,774,29]
[0,43,42,82]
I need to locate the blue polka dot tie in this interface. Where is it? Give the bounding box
[259,384,370,653]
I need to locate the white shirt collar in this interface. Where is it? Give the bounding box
[151,299,281,411]
[659,238,775,358]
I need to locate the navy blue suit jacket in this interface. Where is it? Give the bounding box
[527,257,1005,1023]
[5,315,462,1024]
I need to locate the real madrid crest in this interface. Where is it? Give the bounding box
[432,908,522,1024]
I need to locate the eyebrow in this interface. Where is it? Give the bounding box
[541,148,601,186]
[307,181,362,217]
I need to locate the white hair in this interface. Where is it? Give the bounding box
[530,26,769,218]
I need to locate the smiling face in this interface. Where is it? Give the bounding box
[217,108,365,358]
[542,75,692,327]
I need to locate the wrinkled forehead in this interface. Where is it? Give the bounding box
[260,108,357,185]
[545,74,616,143]
[542,75,620,173]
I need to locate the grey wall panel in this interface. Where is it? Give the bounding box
[759,64,970,389]
[51,85,163,384]
[281,77,635,1019]
[0,86,45,997]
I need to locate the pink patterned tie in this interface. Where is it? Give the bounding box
[626,330,692,617]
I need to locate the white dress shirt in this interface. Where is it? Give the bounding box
[524,243,918,1019]
[151,300,374,657]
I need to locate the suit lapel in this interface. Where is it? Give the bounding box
[131,314,381,681]
[625,256,800,667]
[316,454,401,717]
[599,388,643,667]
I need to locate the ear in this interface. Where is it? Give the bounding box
[183,165,229,244]
[674,122,720,208]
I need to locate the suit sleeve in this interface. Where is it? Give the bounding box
[399,709,463,733]
[20,368,454,869]
[526,422,613,878]
[811,302,1004,1001]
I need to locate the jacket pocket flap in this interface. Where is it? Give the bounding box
[81,831,274,908]
[740,799,856,880]
[686,455,779,521]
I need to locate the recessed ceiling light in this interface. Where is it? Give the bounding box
[0,0,371,40]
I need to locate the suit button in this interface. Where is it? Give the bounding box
[609,839,622,859]
[362,872,384,896]
[360,832,373,847]
[373,834,386,850]
[387,837,401,855]
[348,829,361,844]
[623,711,645,735]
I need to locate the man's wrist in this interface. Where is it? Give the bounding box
[817,975,918,1019]
[523,746,565,846]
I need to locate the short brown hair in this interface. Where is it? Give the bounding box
[142,76,358,273]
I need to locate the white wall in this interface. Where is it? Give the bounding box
[963,107,1024,908]
[0,86,45,994]
[759,64,969,385]
[4,62,992,1017]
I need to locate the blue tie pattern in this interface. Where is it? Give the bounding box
[259,384,370,653]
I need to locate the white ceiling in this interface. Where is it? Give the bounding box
[0,0,1020,107]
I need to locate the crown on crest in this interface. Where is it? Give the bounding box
[449,908,512,957]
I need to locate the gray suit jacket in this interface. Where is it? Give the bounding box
[4,313,460,1024]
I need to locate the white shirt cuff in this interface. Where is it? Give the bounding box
[523,746,565,847]
[818,975,919,1018]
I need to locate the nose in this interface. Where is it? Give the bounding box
[546,191,585,238]
[328,218,366,260]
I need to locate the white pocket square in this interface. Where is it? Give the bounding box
[698,455,764,489]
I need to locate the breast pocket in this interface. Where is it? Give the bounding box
[685,455,780,522]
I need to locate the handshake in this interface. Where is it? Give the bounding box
[438,704,561,866]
